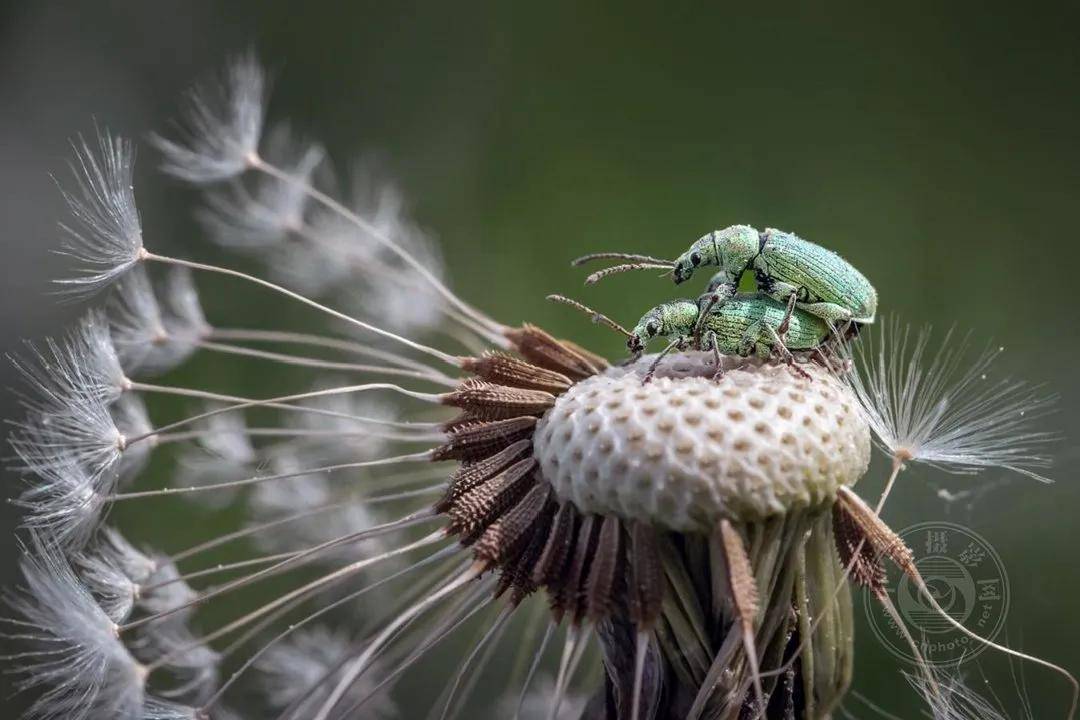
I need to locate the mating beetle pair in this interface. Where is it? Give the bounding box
[557,224,876,377]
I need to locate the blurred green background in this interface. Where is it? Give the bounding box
[1,1,1078,716]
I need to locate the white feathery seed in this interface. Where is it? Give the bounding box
[158,267,211,363]
[109,265,169,375]
[12,457,110,550]
[138,558,197,624]
[338,179,445,334]
[129,622,220,704]
[110,265,208,377]
[14,311,127,407]
[269,204,376,296]
[199,124,324,248]
[55,131,144,295]
[846,319,1056,480]
[903,667,1011,720]
[189,405,256,465]
[153,53,266,183]
[10,317,127,492]
[75,547,141,624]
[257,625,398,719]
[172,404,254,508]
[4,533,146,720]
[284,388,399,462]
[112,393,154,482]
[76,527,158,623]
[143,699,203,720]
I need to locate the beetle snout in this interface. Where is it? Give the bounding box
[672,263,691,284]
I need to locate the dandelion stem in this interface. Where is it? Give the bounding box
[201,543,462,712]
[107,451,434,500]
[548,625,581,720]
[309,561,487,720]
[247,155,508,342]
[630,631,649,720]
[146,488,446,589]
[437,605,514,720]
[124,382,444,445]
[167,467,445,562]
[142,250,464,365]
[155,425,440,446]
[116,509,438,633]
[513,621,556,720]
[321,575,494,720]
[196,340,456,386]
[208,326,440,375]
[874,454,906,514]
[145,530,447,675]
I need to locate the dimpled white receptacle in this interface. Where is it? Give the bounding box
[533,352,871,532]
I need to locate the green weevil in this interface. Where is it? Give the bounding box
[628,292,830,360]
[575,224,878,330]
[547,293,835,382]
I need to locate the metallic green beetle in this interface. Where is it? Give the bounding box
[628,293,832,361]
[672,224,877,326]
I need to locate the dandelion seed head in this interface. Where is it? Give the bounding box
[845,319,1056,481]
[5,533,146,720]
[534,352,871,532]
[153,53,266,183]
[55,131,144,295]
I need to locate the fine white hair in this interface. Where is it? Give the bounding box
[4,533,147,720]
[846,319,1056,480]
[55,132,144,296]
[152,52,266,183]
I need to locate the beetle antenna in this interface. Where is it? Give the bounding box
[571,252,673,267]
[585,263,675,285]
[546,294,633,338]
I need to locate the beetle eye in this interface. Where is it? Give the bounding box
[690,252,701,266]
[646,321,659,336]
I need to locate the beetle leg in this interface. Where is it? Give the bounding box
[697,330,724,378]
[776,289,798,341]
[693,283,736,341]
[642,337,682,384]
[764,323,811,380]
